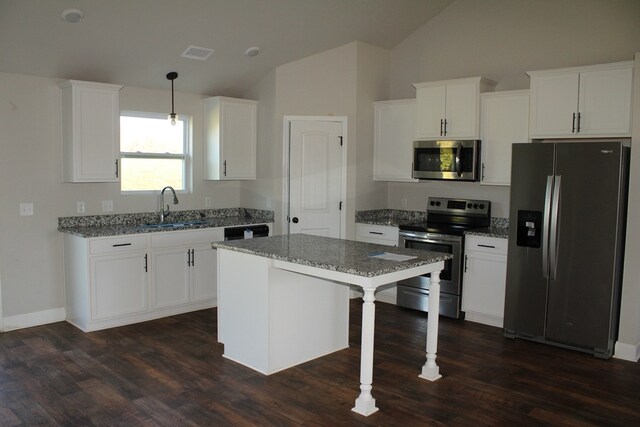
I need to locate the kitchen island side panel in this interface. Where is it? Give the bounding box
[217,249,349,375]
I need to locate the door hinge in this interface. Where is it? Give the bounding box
[339,201,343,211]
[287,215,291,223]
[339,136,343,146]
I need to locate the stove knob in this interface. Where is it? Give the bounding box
[430,201,435,206]
[467,203,472,209]
[473,204,478,209]
[436,201,441,206]
[479,203,485,209]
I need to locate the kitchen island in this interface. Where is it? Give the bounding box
[213,234,450,416]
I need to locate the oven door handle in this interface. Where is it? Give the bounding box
[455,142,463,177]
[400,235,461,245]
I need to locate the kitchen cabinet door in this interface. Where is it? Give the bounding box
[191,245,217,302]
[415,85,446,139]
[480,90,530,186]
[462,236,507,327]
[91,252,148,320]
[59,80,122,182]
[529,72,579,138]
[445,81,480,139]
[373,100,417,182]
[204,96,257,180]
[577,66,633,136]
[151,247,191,308]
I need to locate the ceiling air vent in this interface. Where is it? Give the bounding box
[181,45,214,61]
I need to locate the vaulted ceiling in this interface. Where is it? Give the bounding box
[0,0,454,96]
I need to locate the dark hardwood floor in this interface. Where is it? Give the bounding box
[1,300,640,426]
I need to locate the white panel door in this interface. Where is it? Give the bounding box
[415,85,446,139]
[445,82,478,139]
[289,120,343,238]
[578,67,633,136]
[530,73,579,138]
[151,248,190,308]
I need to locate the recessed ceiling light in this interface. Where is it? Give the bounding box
[181,45,214,61]
[244,47,261,57]
[61,9,83,23]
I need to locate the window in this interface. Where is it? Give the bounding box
[120,112,190,192]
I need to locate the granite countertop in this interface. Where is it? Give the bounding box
[213,234,451,278]
[58,208,274,238]
[355,209,428,227]
[465,227,509,239]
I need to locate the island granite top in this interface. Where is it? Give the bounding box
[213,234,451,278]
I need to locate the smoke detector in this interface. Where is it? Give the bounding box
[61,9,83,23]
[244,47,261,57]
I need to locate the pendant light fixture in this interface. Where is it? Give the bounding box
[166,71,178,126]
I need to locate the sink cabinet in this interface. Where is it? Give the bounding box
[528,61,633,138]
[59,80,122,182]
[63,228,225,332]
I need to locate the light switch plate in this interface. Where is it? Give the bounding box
[205,196,212,208]
[77,201,85,214]
[102,200,113,212]
[401,198,408,208]
[20,203,34,216]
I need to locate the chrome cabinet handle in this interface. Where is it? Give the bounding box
[223,160,227,177]
[572,113,576,133]
[577,113,581,133]
[144,254,148,272]
[443,119,448,136]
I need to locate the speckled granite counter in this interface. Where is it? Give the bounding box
[213,233,450,278]
[355,209,428,226]
[465,227,509,239]
[58,208,273,238]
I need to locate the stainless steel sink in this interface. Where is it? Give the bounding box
[142,220,206,229]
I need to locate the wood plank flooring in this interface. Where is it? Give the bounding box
[1,300,640,425]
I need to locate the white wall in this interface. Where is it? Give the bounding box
[0,72,242,322]
[242,41,389,238]
[388,0,640,359]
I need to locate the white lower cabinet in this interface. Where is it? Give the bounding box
[462,235,508,328]
[355,223,399,304]
[64,228,225,332]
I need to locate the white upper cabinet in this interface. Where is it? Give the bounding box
[414,77,497,140]
[59,80,122,182]
[528,61,633,138]
[480,90,530,186]
[204,96,257,180]
[373,99,417,182]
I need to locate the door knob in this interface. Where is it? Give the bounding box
[292,217,299,223]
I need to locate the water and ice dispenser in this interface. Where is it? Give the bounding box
[516,210,542,248]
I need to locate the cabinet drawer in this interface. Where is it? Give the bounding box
[90,235,148,255]
[356,224,398,244]
[151,228,225,249]
[465,235,507,255]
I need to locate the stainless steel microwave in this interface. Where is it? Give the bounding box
[412,140,480,181]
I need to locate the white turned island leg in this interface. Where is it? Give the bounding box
[352,288,379,416]
[420,270,442,381]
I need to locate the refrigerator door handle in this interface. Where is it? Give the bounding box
[550,175,562,280]
[542,175,553,278]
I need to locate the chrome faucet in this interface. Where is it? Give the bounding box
[160,186,179,223]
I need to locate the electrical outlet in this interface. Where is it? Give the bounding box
[102,200,113,212]
[19,203,34,216]
[205,196,213,208]
[266,196,272,209]
[77,201,85,214]
[401,198,408,208]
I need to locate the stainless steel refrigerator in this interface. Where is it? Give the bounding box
[504,140,629,358]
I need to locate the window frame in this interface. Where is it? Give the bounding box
[119,111,192,194]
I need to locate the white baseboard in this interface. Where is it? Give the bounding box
[3,307,66,332]
[614,339,640,362]
[464,311,503,328]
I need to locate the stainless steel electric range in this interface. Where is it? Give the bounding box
[398,197,491,319]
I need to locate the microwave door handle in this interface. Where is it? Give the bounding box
[455,143,463,177]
